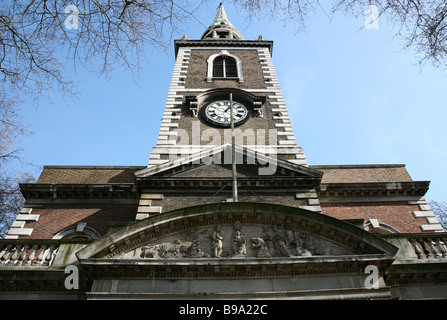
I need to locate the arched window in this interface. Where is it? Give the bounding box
[207,51,243,82]
[212,55,238,78]
[53,223,100,240]
[364,219,400,234]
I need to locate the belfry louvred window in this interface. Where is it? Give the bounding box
[212,55,238,78]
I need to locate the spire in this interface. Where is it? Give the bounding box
[201,3,244,40]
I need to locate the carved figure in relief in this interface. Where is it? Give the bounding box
[140,244,159,258]
[232,231,247,257]
[211,225,223,258]
[261,226,275,256]
[138,224,337,260]
[271,225,290,257]
[250,237,271,258]
[291,234,312,257]
[158,239,189,258]
[188,239,210,258]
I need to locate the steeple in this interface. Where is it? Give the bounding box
[201,3,244,40]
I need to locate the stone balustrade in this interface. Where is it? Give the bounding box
[0,239,92,269]
[407,235,447,259]
[0,242,59,267]
[0,233,446,270]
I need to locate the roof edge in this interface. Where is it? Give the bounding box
[41,165,146,170]
[310,164,406,169]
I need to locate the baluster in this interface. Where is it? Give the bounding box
[29,245,40,266]
[0,245,12,265]
[35,245,47,266]
[437,238,447,258]
[0,245,7,261]
[17,244,29,266]
[7,245,22,266]
[43,245,56,266]
[52,246,59,263]
[443,238,447,257]
[410,239,423,259]
[427,238,441,258]
[49,245,58,266]
[22,245,30,266]
[418,239,432,258]
[23,244,34,265]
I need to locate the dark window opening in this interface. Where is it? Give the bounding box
[213,56,238,78]
[213,56,224,77]
[225,58,237,77]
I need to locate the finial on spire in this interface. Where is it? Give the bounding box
[216,2,228,21]
[201,3,243,40]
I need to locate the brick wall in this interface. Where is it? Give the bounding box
[321,202,424,233]
[25,204,138,239]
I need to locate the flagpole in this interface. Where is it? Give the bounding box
[230,93,238,202]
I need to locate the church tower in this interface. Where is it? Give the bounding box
[134,3,323,218]
[148,3,305,167]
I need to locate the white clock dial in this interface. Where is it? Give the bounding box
[201,100,250,127]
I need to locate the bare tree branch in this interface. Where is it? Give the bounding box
[0,171,35,238]
[0,0,209,108]
[234,0,447,69]
[429,200,447,231]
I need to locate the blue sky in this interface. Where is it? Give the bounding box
[13,1,447,202]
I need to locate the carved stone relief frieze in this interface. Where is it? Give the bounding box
[119,221,355,260]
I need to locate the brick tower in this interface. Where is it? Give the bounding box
[133,3,322,219]
[147,4,305,168]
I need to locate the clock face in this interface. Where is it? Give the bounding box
[201,100,250,127]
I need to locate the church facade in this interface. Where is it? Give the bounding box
[1,5,446,300]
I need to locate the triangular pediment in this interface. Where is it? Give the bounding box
[135,144,322,180]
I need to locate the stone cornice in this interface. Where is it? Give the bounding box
[79,255,394,279]
[19,183,139,200]
[174,39,274,57]
[318,181,430,200]
[385,261,447,285]
[138,176,320,191]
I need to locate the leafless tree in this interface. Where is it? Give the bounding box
[430,200,447,231]
[0,0,208,108]
[0,0,208,237]
[0,0,209,164]
[0,172,35,238]
[234,0,447,69]
[0,98,28,162]
[0,96,34,238]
